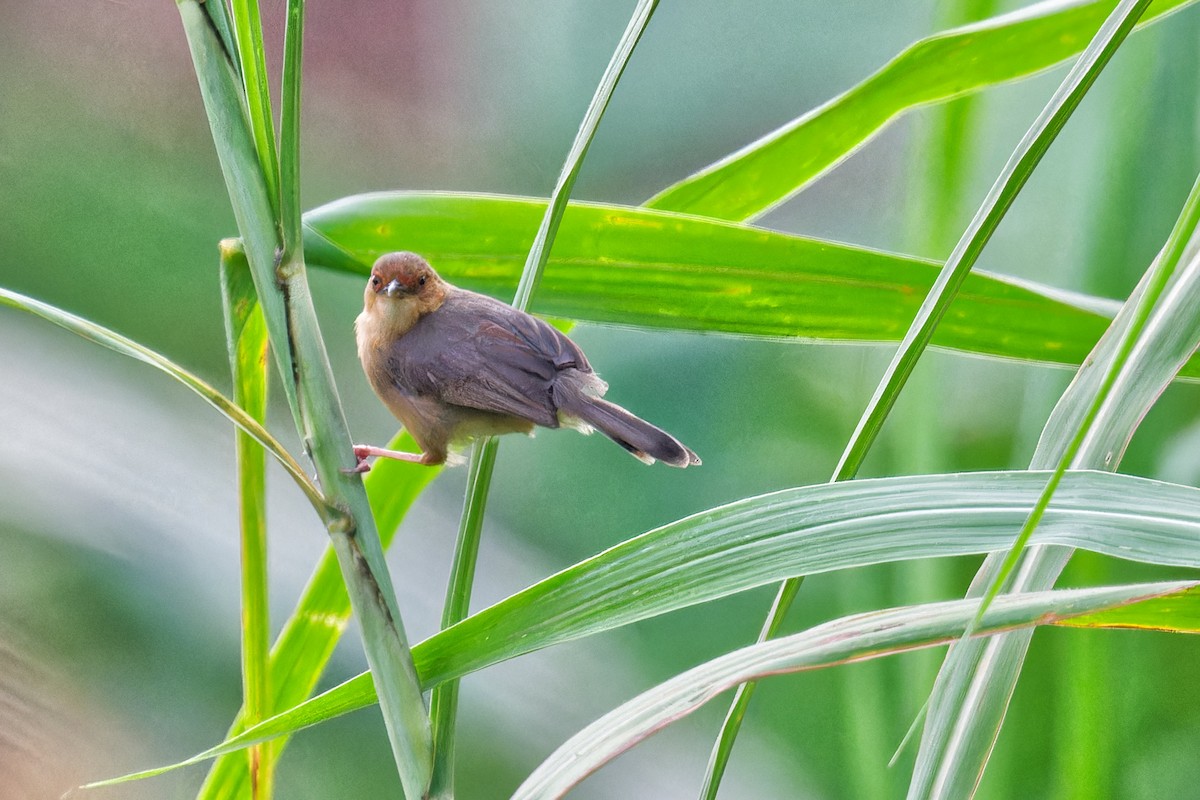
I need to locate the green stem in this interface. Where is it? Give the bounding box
[178,3,433,795]
[427,438,499,800]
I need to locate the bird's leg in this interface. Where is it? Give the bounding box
[345,444,429,474]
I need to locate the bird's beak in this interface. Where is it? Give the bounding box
[383,279,406,297]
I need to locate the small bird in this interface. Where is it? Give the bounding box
[352,251,700,471]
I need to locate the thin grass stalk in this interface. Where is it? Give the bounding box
[427,437,498,800]
[425,2,659,794]
[220,250,274,798]
[889,0,1001,781]
[0,281,328,520]
[178,3,434,794]
[700,1,1152,794]
[1052,24,1183,794]
[911,168,1200,799]
[968,148,1191,632]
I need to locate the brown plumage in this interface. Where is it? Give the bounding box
[351,251,700,471]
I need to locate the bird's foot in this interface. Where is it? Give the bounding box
[343,444,428,474]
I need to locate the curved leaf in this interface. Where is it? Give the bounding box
[80,469,1200,788]
[512,582,1198,800]
[911,172,1200,795]
[646,0,1198,221]
[0,284,330,520]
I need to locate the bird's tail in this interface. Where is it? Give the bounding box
[561,395,700,468]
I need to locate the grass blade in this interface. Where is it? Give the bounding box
[219,247,274,798]
[78,469,1200,789]
[970,166,1200,638]
[228,0,279,212]
[911,170,1200,795]
[279,0,303,258]
[708,0,1154,785]
[428,3,659,795]
[0,282,328,520]
[645,0,1197,221]
[427,438,497,800]
[511,582,1197,800]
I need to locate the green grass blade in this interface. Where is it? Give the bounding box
[92,575,1200,790]
[510,582,1197,800]
[427,438,497,800]
[429,4,659,795]
[279,0,303,258]
[177,3,433,794]
[1056,584,1200,631]
[911,168,1200,796]
[197,431,439,799]
[510,0,659,311]
[835,0,1149,483]
[645,0,1197,221]
[697,576,803,800]
[0,282,328,519]
[416,469,1200,698]
[219,247,274,798]
[973,167,1199,632]
[79,469,1200,789]
[711,0,1151,781]
[228,0,279,212]
[299,192,1200,377]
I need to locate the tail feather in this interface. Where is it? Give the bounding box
[560,395,700,468]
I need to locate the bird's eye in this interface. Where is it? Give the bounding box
[371,275,381,287]
[418,275,427,286]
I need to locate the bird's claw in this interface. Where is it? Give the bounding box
[341,445,374,475]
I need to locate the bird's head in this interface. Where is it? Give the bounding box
[363,251,448,324]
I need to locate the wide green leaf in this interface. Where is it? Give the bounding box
[645,0,1198,221]
[301,192,1200,377]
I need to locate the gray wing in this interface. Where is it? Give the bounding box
[387,291,591,428]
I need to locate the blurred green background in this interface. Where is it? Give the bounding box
[2,1,1199,798]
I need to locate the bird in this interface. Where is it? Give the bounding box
[351,251,700,472]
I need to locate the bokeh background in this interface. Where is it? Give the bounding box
[2,1,1199,798]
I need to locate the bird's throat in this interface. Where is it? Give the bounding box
[355,300,415,361]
